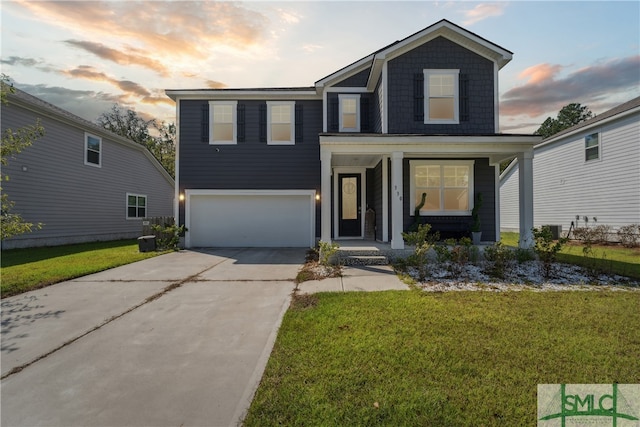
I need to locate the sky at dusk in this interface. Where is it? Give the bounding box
[1,1,639,133]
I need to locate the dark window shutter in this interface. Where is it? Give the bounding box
[360,97,370,132]
[295,104,303,143]
[414,73,424,121]
[329,97,339,132]
[237,104,245,142]
[259,103,267,142]
[459,74,469,122]
[201,103,209,142]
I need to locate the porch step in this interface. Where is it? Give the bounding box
[340,255,389,266]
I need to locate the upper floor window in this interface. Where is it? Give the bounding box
[423,69,459,124]
[267,101,295,145]
[84,133,102,167]
[410,160,474,216]
[339,94,360,132]
[126,193,147,219]
[585,132,599,161]
[209,101,237,145]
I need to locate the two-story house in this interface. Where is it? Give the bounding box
[166,19,540,249]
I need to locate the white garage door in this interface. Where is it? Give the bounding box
[186,190,315,247]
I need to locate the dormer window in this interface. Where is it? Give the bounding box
[424,69,460,124]
[339,94,360,132]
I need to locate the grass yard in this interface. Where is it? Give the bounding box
[1,239,163,297]
[501,232,640,280]
[245,291,640,426]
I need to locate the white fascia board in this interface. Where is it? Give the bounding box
[165,90,321,101]
[186,189,316,197]
[315,56,374,89]
[325,87,370,93]
[320,134,541,145]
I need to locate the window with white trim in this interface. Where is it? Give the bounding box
[267,101,295,145]
[126,193,147,219]
[585,132,599,161]
[423,69,459,124]
[84,133,101,167]
[209,101,237,144]
[410,160,474,215]
[339,94,360,132]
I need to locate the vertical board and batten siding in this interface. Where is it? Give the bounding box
[178,99,323,236]
[387,36,495,135]
[1,103,174,248]
[500,112,640,232]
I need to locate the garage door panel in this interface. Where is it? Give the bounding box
[188,193,313,247]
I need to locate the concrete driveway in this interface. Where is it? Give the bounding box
[1,248,305,427]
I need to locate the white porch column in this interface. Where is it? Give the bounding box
[381,156,389,242]
[320,148,332,243]
[390,151,404,249]
[518,150,534,248]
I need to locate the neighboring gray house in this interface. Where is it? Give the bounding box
[500,96,640,234]
[1,88,175,249]
[167,19,540,249]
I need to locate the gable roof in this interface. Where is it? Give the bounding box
[4,87,174,185]
[315,19,513,90]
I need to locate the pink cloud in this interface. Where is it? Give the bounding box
[518,63,563,85]
[462,3,506,25]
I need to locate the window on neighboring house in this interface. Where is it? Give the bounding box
[267,101,295,145]
[209,101,237,144]
[585,133,600,161]
[127,193,147,219]
[423,69,459,124]
[339,94,360,132]
[410,160,474,215]
[85,133,101,167]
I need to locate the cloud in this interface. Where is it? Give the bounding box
[1,56,39,67]
[13,1,269,59]
[205,80,227,89]
[501,55,640,117]
[462,3,507,25]
[301,44,323,53]
[64,40,170,76]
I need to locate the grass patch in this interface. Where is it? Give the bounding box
[1,240,164,297]
[500,232,640,280]
[245,291,640,426]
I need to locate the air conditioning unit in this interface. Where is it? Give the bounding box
[544,225,562,240]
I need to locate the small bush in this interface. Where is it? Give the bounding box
[402,223,439,281]
[514,247,535,263]
[483,242,514,279]
[617,224,640,248]
[533,226,568,279]
[318,241,340,266]
[151,223,185,250]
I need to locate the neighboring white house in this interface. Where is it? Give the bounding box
[1,88,175,249]
[500,96,640,236]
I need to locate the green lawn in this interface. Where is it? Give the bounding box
[501,232,640,280]
[245,291,640,426]
[1,240,163,297]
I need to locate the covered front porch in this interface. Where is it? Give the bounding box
[319,134,540,249]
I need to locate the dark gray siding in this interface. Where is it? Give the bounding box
[373,77,383,133]
[402,158,496,240]
[178,99,323,236]
[334,69,370,87]
[1,102,174,248]
[387,36,495,134]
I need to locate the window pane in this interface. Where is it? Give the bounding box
[87,136,100,152]
[343,113,357,129]
[87,150,100,165]
[342,98,357,114]
[444,188,469,211]
[444,166,469,187]
[213,105,233,123]
[271,123,291,141]
[341,177,357,220]
[128,195,136,206]
[272,105,291,123]
[585,133,599,148]
[429,74,454,96]
[586,146,599,161]
[138,196,146,207]
[213,123,233,141]
[128,207,137,217]
[429,98,454,120]
[138,207,146,218]
[421,191,440,211]
[415,165,440,187]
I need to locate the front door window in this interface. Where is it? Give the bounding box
[338,174,361,237]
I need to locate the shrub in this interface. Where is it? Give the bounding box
[483,241,514,279]
[533,226,568,279]
[617,224,640,248]
[151,223,185,250]
[318,241,340,266]
[514,247,535,263]
[402,223,439,281]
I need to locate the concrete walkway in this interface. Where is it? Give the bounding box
[1,248,408,427]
